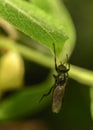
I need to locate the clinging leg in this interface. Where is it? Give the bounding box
[40,86,55,102]
[53,43,58,72]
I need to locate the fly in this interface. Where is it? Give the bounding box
[40,43,70,113]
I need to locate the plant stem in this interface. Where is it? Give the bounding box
[69,64,93,86]
[0,38,93,87]
[0,38,54,68]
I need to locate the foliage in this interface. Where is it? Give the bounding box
[0,1,93,128]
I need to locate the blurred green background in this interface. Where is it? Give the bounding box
[0,0,93,130]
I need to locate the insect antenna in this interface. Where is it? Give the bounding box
[53,43,58,71]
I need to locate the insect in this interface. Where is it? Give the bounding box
[40,43,70,113]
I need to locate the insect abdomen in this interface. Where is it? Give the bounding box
[52,84,66,113]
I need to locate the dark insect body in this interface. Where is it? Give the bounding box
[41,43,70,113]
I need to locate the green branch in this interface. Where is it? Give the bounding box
[1,38,93,87]
[69,64,93,86]
[0,38,54,68]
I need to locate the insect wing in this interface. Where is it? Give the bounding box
[52,83,66,113]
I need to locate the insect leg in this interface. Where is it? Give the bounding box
[66,54,70,71]
[68,62,70,70]
[53,74,57,79]
[53,43,58,72]
[40,86,55,102]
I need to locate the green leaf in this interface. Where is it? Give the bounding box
[30,0,52,13]
[0,0,68,54]
[31,0,76,60]
[0,74,53,120]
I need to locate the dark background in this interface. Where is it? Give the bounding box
[64,0,93,69]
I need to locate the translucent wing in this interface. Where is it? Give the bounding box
[52,83,66,113]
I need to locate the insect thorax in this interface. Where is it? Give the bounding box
[56,73,66,86]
